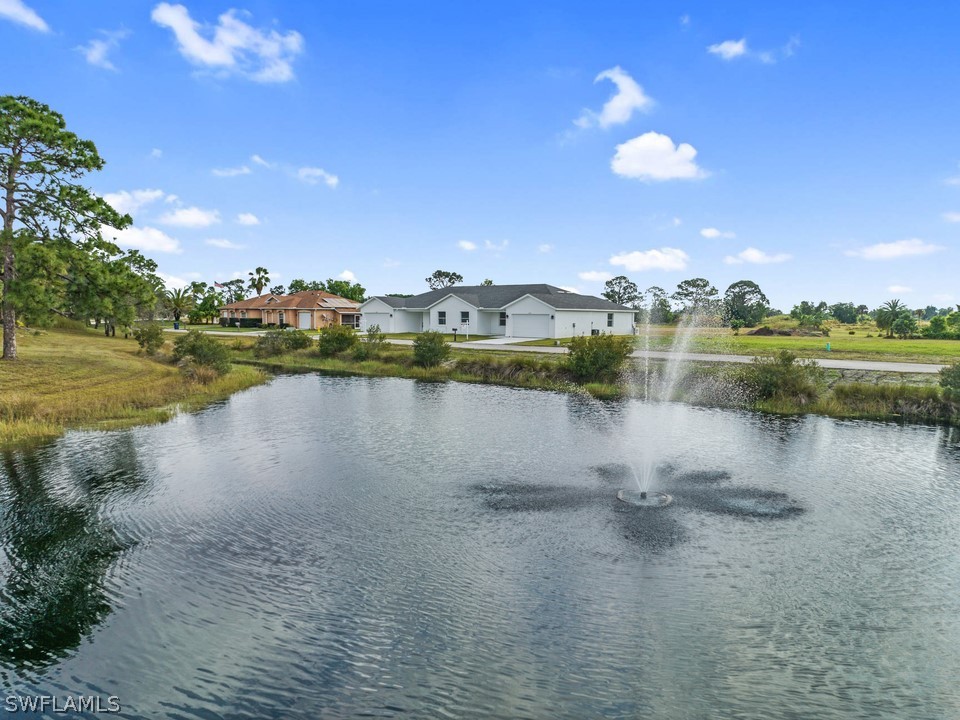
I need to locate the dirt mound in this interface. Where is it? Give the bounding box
[746,326,792,336]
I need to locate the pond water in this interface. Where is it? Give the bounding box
[2,374,960,719]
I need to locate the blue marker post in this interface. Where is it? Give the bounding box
[826,342,831,352]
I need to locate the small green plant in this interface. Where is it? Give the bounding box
[317,324,358,357]
[132,322,165,355]
[744,350,823,405]
[364,324,387,353]
[254,329,312,357]
[413,330,450,367]
[172,330,231,376]
[564,333,634,382]
[940,362,960,401]
[730,319,745,335]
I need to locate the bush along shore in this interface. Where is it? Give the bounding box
[0,325,267,449]
[237,329,960,427]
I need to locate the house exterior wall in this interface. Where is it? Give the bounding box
[426,296,478,334]
[553,309,634,337]
[359,298,396,332]
[475,310,506,335]
[392,310,424,333]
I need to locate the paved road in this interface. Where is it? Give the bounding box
[164,329,947,374]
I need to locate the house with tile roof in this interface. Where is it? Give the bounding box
[359,284,634,339]
[220,290,361,330]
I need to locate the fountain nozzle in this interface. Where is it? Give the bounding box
[640,491,647,500]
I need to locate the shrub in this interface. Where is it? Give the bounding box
[317,324,358,357]
[364,324,388,353]
[254,329,312,358]
[744,350,823,405]
[940,362,960,401]
[413,330,450,367]
[172,330,231,376]
[730,319,745,335]
[132,322,165,355]
[564,333,634,381]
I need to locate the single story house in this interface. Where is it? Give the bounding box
[359,284,635,339]
[220,290,361,330]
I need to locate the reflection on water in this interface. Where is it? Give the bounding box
[0,375,958,719]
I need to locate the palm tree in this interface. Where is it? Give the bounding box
[166,287,193,322]
[875,299,905,338]
[248,267,270,296]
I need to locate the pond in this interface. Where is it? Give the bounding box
[2,374,959,719]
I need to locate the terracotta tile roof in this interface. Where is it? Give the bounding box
[222,290,361,311]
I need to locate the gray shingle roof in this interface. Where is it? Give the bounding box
[370,284,632,311]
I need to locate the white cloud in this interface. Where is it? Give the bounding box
[700,227,735,239]
[723,247,792,265]
[538,243,554,253]
[297,167,339,188]
[559,285,580,294]
[0,0,49,32]
[845,238,943,260]
[578,270,612,282]
[946,175,960,187]
[212,165,251,177]
[157,271,191,289]
[575,66,653,129]
[77,29,129,71]
[382,258,401,268]
[337,270,356,282]
[159,206,221,227]
[942,212,960,223]
[150,148,163,159]
[680,14,690,26]
[251,154,272,167]
[887,285,913,294]
[102,188,168,216]
[782,36,801,57]
[672,217,682,227]
[236,212,260,225]
[205,238,244,249]
[484,239,509,252]
[707,38,747,60]
[611,132,708,181]
[103,225,182,254]
[150,3,304,83]
[458,240,477,251]
[609,247,689,272]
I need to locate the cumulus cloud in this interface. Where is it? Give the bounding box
[458,240,477,251]
[707,38,747,60]
[942,212,960,223]
[159,206,221,227]
[212,165,251,177]
[610,248,689,272]
[484,239,509,252]
[578,270,612,282]
[887,285,913,293]
[0,0,48,32]
[700,227,735,239]
[77,29,129,71]
[611,132,708,181]
[103,225,182,254]
[538,243,554,253]
[150,148,163,159]
[102,188,170,216]
[574,66,653,129]
[157,271,191,289]
[236,212,260,225]
[337,270,356,282]
[844,238,943,260]
[297,167,339,188]
[723,247,792,265]
[151,3,304,82]
[205,238,244,249]
[251,154,273,167]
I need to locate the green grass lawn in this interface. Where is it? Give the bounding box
[0,328,266,448]
[383,332,494,342]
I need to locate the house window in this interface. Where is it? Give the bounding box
[438,311,446,325]
[461,311,469,324]
[499,312,506,327]
[240,311,246,318]
[279,311,285,325]
[607,313,614,327]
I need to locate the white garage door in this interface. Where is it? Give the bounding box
[511,313,550,338]
[298,311,312,329]
[364,313,391,332]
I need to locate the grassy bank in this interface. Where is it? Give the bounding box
[0,328,267,449]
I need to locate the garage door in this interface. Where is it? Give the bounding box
[364,313,391,332]
[511,313,550,338]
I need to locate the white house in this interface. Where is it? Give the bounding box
[359,284,635,339]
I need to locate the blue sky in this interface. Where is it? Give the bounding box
[3,0,959,310]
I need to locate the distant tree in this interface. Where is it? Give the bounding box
[187,281,209,305]
[1,95,132,359]
[425,270,463,290]
[722,280,769,327]
[672,277,718,314]
[828,302,858,324]
[891,313,918,339]
[791,300,829,329]
[856,304,869,316]
[645,286,674,324]
[602,275,640,306]
[167,287,192,322]
[875,299,906,338]
[480,278,494,286]
[221,279,246,303]
[269,284,286,296]
[323,278,365,303]
[385,293,414,298]
[923,305,939,321]
[247,266,270,296]
[287,278,325,293]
